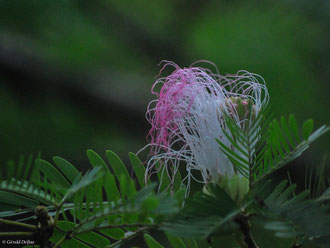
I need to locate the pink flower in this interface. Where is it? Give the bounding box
[143,61,269,192]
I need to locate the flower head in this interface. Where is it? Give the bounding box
[144,61,269,192]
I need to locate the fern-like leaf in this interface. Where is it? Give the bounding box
[161,184,244,238]
[253,180,330,246]
[217,107,329,186]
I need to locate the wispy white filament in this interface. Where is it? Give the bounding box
[142,61,269,192]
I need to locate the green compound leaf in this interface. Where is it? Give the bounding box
[106,150,130,182]
[99,227,125,240]
[57,221,110,247]
[156,163,171,192]
[51,228,89,248]
[165,233,187,248]
[62,166,103,203]
[162,184,242,238]
[0,179,58,206]
[129,152,146,188]
[106,150,136,197]
[0,190,39,208]
[53,156,82,184]
[254,180,330,244]
[216,105,329,188]
[302,119,314,140]
[87,149,120,200]
[36,159,71,189]
[144,234,165,248]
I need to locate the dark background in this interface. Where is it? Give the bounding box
[0,0,329,183]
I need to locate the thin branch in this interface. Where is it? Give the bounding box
[0,218,37,230]
[52,234,67,248]
[0,232,35,237]
[69,208,123,235]
[108,226,152,248]
[247,129,253,188]
[74,223,156,236]
[52,208,61,227]
[235,215,259,248]
[291,236,302,248]
[53,224,154,248]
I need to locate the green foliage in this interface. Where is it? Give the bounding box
[0,112,328,247]
[217,107,329,187]
[52,156,82,183]
[165,233,187,248]
[144,234,165,248]
[0,150,184,247]
[252,180,330,246]
[129,152,147,188]
[0,1,329,246]
[254,116,328,183]
[162,184,242,239]
[218,174,249,204]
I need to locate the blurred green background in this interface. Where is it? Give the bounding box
[0,0,329,180]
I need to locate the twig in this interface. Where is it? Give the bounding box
[0,232,35,237]
[53,224,155,248]
[291,237,302,248]
[52,234,67,248]
[74,223,156,236]
[0,218,37,230]
[235,215,259,248]
[108,226,152,248]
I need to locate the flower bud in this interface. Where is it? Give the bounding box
[218,175,250,204]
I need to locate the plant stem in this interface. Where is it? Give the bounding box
[52,207,61,227]
[235,215,259,248]
[108,226,152,248]
[0,218,37,230]
[291,237,302,248]
[69,207,124,234]
[53,223,155,247]
[0,232,35,237]
[247,129,253,188]
[52,234,67,248]
[73,223,155,236]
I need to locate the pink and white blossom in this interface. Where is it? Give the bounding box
[143,61,269,192]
